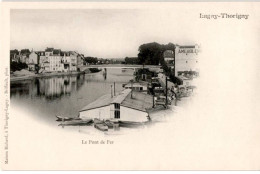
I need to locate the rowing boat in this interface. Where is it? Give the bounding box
[56,115,74,121]
[119,121,145,128]
[94,118,108,131]
[58,119,93,126]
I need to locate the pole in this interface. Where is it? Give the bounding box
[131,80,133,98]
[152,94,155,108]
[165,76,168,106]
[173,47,176,77]
[111,85,113,98]
[114,82,116,96]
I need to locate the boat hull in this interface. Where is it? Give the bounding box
[119,121,145,128]
[58,119,93,126]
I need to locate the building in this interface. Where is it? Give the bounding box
[10,49,20,62]
[49,56,62,72]
[19,49,31,64]
[123,82,148,92]
[11,47,84,73]
[61,51,77,72]
[79,89,153,123]
[28,51,39,71]
[163,50,175,65]
[45,47,54,56]
[174,44,200,76]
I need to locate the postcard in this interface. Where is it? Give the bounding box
[1,2,260,170]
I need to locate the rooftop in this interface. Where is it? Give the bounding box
[179,46,196,49]
[121,91,153,112]
[45,48,54,52]
[53,49,61,55]
[79,89,153,112]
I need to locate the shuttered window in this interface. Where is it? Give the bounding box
[114,103,120,119]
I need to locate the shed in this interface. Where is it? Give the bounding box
[79,89,153,122]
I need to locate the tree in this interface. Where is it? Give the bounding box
[138,42,162,65]
[125,57,138,64]
[137,42,176,66]
[10,62,28,72]
[84,57,98,64]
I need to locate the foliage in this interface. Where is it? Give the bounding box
[10,62,28,72]
[10,49,19,55]
[84,57,98,64]
[135,68,156,82]
[137,42,175,65]
[20,49,30,55]
[124,57,139,64]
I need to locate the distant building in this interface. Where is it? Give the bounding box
[28,51,39,71]
[61,51,77,72]
[37,51,48,72]
[123,82,148,93]
[19,49,31,64]
[11,47,84,73]
[45,47,54,57]
[163,50,175,65]
[174,44,200,76]
[79,89,153,123]
[10,49,19,62]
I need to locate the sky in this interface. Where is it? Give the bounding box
[11,9,198,58]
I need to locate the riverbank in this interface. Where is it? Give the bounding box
[10,71,84,82]
[10,67,103,82]
[11,70,101,82]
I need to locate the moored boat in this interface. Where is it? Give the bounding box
[94,123,108,131]
[58,119,93,126]
[119,121,145,128]
[56,115,75,121]
[93,118,103,124]
[94,118,109,131]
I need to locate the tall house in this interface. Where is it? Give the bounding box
[174,44,200,76]
[28,51,39,71]
[49,49,63,72]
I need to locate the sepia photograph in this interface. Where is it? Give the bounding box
[9,9,200,134]
[1,2,260,171]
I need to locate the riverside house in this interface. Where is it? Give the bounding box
[28,51,39,71]
[79,89,153,123]
[12,47,85,73]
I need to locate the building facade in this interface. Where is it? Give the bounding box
[28,51,39,71]
[11,47,84,73]
[174,44,200,76]
[79,89,153,122]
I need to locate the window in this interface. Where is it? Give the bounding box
[114,103,120,109]
[114,103,120,119]
[114,111,120,119]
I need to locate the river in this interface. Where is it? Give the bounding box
[10,68,134,126]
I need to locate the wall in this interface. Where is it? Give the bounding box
[79,105,149,122]
[174,45,200,75]
[79,105,111,120]
[29,52,38,64]
[49,56,63,72]
[120,106,148,122]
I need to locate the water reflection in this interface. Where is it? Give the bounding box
[11,75,85,100]
[10,69,134,124]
